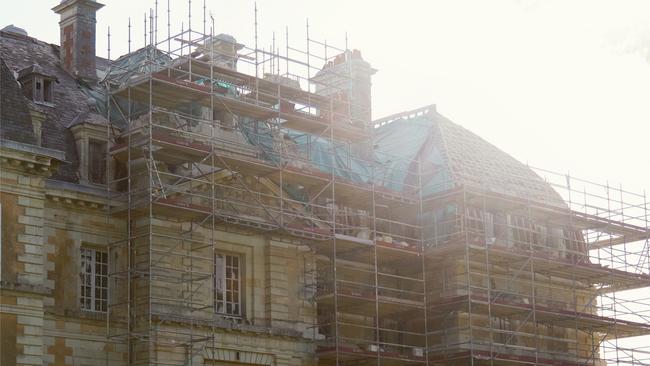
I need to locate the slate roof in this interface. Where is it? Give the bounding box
[428,112,563,205]
[373,109,564,206]
[0,59,37,145]
[0,30,109,182]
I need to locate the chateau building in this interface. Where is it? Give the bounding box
[1,1,649,365]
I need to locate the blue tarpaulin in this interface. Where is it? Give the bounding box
[239,114,453,198]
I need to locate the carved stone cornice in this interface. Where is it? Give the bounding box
[44,179,109,211]
[0,139,65,176]
[45,194,106,211]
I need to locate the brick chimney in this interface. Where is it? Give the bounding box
[52,0,104,81]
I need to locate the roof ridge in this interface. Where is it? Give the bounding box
[427,113,457,185]
[373,104,436,128]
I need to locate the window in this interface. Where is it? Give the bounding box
[33,77,54,103]
[35,79,42,101]
[215,253,242,316]
[465,207,494,241]
[508,214,533,247]
[80,247,108,312]
[17,65,56,104]
[43,79,53,103]
[20,76,54,103]
[493,316,513,345]
[88,139,107,184]
[532,224,548,247]
[70,123,110,186]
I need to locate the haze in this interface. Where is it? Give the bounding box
[2,0,648,193]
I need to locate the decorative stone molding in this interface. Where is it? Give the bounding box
[0,139,64,176]
[205,347,275,365]
[0,280,53,296]
[28,108,46,146]
[45,194,105,211]
[69,121,111,186]
[44,179,108,211]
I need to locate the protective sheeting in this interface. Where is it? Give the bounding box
[100,46,171,86]
[205,109,565,205]
[241,108,562,203]
[373,115,453,196]
[291,133,373,184]
[239,114,454,197]
[239,118,373,185]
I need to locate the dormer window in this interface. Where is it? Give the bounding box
[17,64,56,105]
[88,139,107,185]
[69,118,112,187]
[36,77,54,103]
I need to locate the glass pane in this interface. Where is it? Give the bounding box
[215,254,243,315]
[80,247,108,312]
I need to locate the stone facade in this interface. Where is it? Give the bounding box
[0,140,318,365]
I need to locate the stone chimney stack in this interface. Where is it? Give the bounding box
[202,34,244,71]
[311,50,376,127]
[52,0,104,80]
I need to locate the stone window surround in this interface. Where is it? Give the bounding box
[70,122,112,186]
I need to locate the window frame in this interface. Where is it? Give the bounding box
[508,214,533,247]
[42,78,53,103]
[34,78,43,102]
[465,207,494,239]
[214,253,243,317]
[20,75,55,104]
[88,138,107,185]
[80,246,108,313]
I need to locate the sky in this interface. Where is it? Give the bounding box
[1,0,648,194]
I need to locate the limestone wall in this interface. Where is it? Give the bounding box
[1,150,318,365]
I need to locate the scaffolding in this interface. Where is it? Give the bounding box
[423,170,650,366]
[102,5,650,366]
